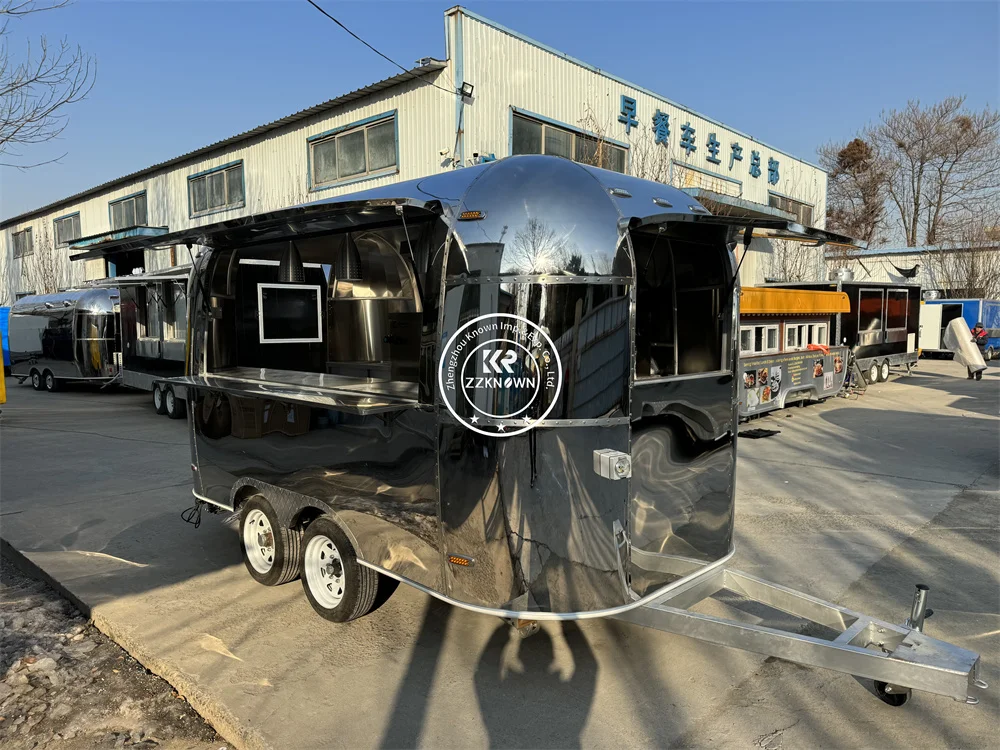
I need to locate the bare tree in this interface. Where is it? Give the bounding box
[577,105,670,183]
[0,0,96,169]
[20,224,63,293]
[927,209,1000,298]
[819,137,888,251]
[865,97,1000,247]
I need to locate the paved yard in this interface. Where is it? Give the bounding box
[1,359,997,749]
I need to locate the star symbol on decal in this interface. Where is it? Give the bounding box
[496,424,506,432]
[524,416,532,424]
[470,415,479,423]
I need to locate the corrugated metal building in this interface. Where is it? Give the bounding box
[1,6,828,301]
[826,244,1000,297]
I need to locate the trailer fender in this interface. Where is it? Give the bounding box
[778,386,816,409]
[228,478,364,559]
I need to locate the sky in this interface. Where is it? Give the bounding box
[1,0,997,219]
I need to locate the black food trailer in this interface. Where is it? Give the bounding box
[769,279,920,384]
[102,156,983,707]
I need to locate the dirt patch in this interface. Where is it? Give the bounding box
[0,556,225,750]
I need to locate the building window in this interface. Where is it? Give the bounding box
[739,324,779,355]
[512,113,627,173]
[674,163,741,198]
[12,228,33,258]
[54,213,82,248]
[768,193,813,226]
[110,192,148,230]
[309,115,397,189]
[189,162,245,217]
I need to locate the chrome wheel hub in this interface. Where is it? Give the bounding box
[305,534,345,609]
[243,509,275,574]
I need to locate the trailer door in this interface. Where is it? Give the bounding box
[919,304,943,350]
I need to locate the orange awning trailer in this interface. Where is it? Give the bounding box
[741,287,851,315]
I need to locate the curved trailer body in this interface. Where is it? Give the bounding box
[8,289,120,391]
[108,156,984,706]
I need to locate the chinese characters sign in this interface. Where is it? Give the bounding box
[618,92,780,184]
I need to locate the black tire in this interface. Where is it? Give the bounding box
[879,360,890,382]
[43,371,59,392]
[986,347,995,362]
[301,516,379,623]
[153,384,167,415]
[239,496,301,586]
[873,680,909,707]
[164,387,186,419]
[30,370,42,390]
[867,362,879,385]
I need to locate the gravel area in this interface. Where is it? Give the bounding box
[0,556,224,750]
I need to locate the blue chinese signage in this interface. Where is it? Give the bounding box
[618,92,780,184]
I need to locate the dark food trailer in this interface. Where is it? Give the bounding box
[770,280,920,384]
[102,156,983,707]
[8,288,120,391]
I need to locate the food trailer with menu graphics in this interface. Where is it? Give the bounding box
[738,287,850,417]
[99,156,984,708]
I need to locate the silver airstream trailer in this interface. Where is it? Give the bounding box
[97,156,983,707]
[9,288,120,391]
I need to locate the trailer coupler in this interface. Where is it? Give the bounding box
[614,564,986,706]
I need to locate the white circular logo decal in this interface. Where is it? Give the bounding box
[438,313,562,437]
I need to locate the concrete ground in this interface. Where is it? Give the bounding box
[0,359,997,749]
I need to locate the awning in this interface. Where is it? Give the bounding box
[741,286,851,315]
[88,265,192,287]
[69,226,171,260]
[69,198,442,262]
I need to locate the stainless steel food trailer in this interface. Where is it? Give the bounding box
[99,155,984,707]
[81,267,192,418]
[8,288,120,391]
[769,279,921,384]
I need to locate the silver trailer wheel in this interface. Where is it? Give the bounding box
[30,371,42,390]
[867,362,879,385]
[304,534,346,610]
[164,387,185,419]
[879,360,891,382]
[987,347,995,361]
[44,371,58,392]
[153,384,165,414]
[242,509,276,575]
[238,495,300,586]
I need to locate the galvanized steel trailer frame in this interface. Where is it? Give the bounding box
[613,559,985,705]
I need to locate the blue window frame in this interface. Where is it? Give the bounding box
[510,109,628,174]
[188,161,245,218]
[308,112,398,191]
[54,212,81,248]
[109,191,148,230]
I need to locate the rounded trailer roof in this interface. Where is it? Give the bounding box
[12,288,118,316]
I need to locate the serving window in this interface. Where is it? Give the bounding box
[632,223,728,378]
[201,213,444,406]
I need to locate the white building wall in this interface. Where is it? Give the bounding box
[0,71,452,301]
[452,9,827,223]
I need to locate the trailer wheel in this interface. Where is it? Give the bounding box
[30,370,42,390]
[986,347,995,361]
[879,360,891,382]
[153,384,167,415]
[873,680,910,707]
[164,387,186,419]
[301,516,379,623]
[239,496,301,586]
[867,362,880,385]
[43,371,59,392]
